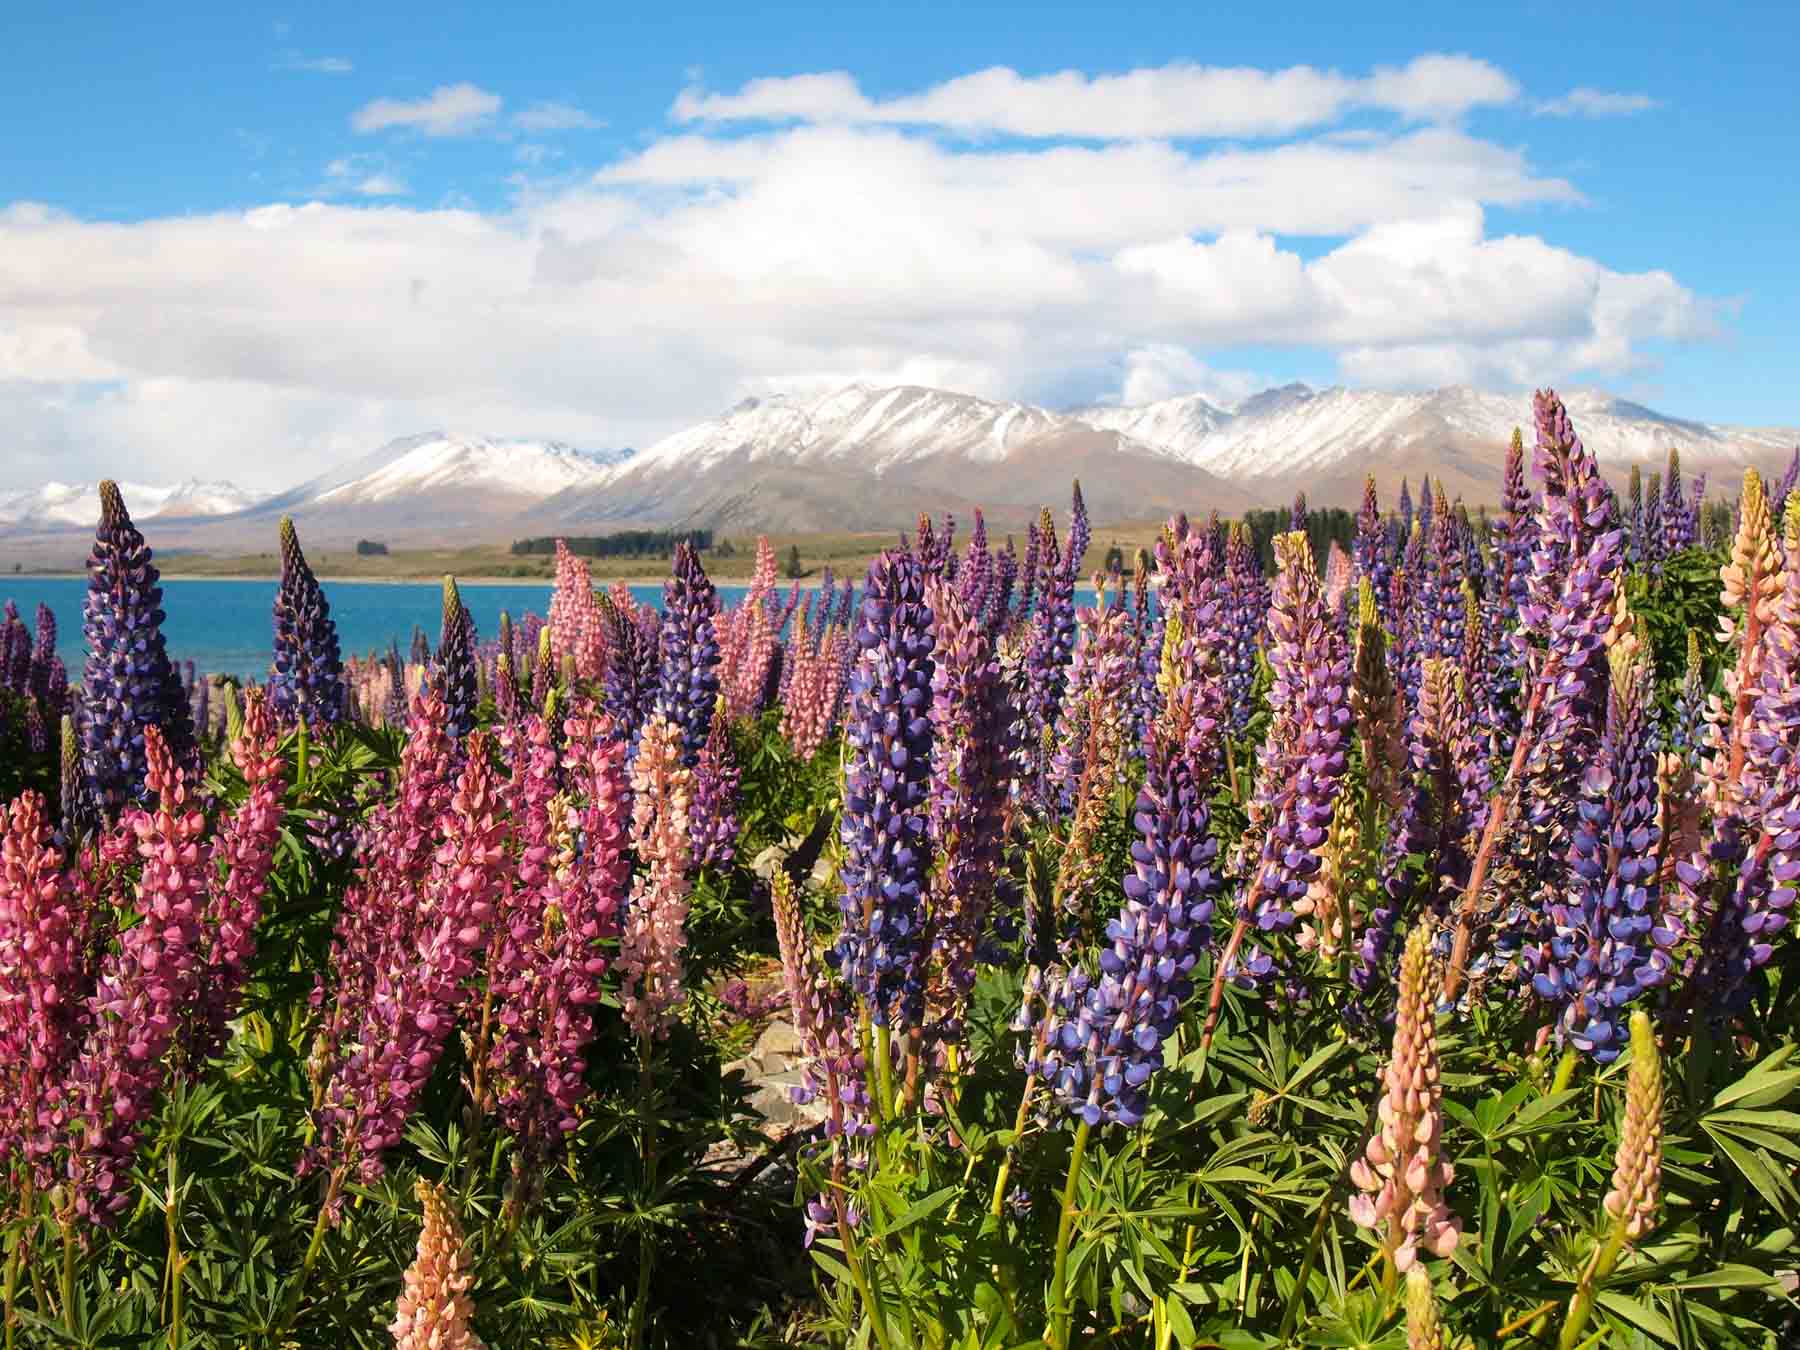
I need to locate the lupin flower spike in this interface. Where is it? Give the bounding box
[654,541,722,767]
[548,540,605,681]
[435,576,479,739]
[390,1180,486,1350]
[1406,1265,1448,1350]
[1605,1009,1663,1239]
[270,516,347,730]
[79,481,195,815]
[834,551,935,1031]
[62,725,208,1222]
[1349,924,1460,1274]
[619,714,696,1041]
[1558,1009,1663,1350]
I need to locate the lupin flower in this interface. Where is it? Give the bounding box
[619,714,695,1041]
[719,537,781,720]
[488,705,630,1176]
[771,870,870,1136]
[0,790,86,1189]
[304,723,504,1199]
[1662,448,1695,553]
[187,686,287,1063]
[435,577,479,739]
[958,509,994,622]
[1220,523,1264,733]
[1526,623,1674,1058]
[1406,1266,1448,1350]
[548,540,605,681]
[1680,480,1800,1009]
[270,517,347,730]
[690,704,741,870]
[1021,506,1078,786]
[1354,659,1481,1005]
[1043,598,1227,1128]
[1354,477,1394,624]
[1605,1009,1663,1238]
[1045,586,1137,822]
[1511,391,1625,900]
[1411,486,1465,668]
[780,622,849,761]
[1558,1010,1664,1350]
[1290,490,1308,534]
[1627,465,1645,565]
[79,481,195,816]
[654,542,722,767]
[599,594,659,750]
[1235,533,1352,969]
[923,578,1015,1038]
[390,1181,486,1350]
[493,611,519,728]
[62,726,207,1222]
[833,551,934,1029]
[1348,924,1460,1272]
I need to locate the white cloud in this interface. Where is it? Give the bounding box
[1114,346,1266,408]
[352,83,502,137]
[513,101,601,132]
[354,174,409,197]
[0,64,1718,491]
[278,53,353,75]
[1535,88,1660,118]
[673,54,1519,139]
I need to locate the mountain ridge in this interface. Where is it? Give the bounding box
[4,385,1794,543]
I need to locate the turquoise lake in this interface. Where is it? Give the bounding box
[2,577,736,682]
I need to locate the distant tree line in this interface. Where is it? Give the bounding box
[510,529,714,559]
[1240,506,1357,573]
[355,539,388,556]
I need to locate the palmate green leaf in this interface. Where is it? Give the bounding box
[1594,1289,1681,1344]
[1700,1126,1800,1214]
[1710,1045,1800,1110]
[1667,1262,1788,1292]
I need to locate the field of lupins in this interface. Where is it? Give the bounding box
[2,390,1799,1348]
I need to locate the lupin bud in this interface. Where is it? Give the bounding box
[1603,1009,1663,1239]
[1349,924,1460,1273]
[1406,1265,1448,1350]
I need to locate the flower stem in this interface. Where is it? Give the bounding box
[627,1044,659,1350]
[1557,1223,1628,1350]
[165,1144,185,1349]
[1550,1047,1579,1096]
[1048,1120,1091,1350]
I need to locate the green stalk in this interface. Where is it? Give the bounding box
[58,1217,74,1337]
[165,1144,185,1349]
[2,1174,29,1350]
[871,1015,896,1122]
[1048,1120,1092,1350]
[626,1044,659,1350]
[1550,1047,1579,1096]
[1557,1223,1629,1350]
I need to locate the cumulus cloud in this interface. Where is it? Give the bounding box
[0,62,1720,490]
[674,54,1519,139]
[1535,88,1660,118]
[513,101,600,132]
[352,83,502,136]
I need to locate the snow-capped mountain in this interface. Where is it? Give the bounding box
[0,478,256,532]
[5,384,1794,546]
[1071,391,1235,452]
[257,433,634,514]
[1085,384,1792,483]
[532,384,1251,533]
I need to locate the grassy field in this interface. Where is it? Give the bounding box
[108,519,1182,583]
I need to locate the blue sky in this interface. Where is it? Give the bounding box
[2,1,1795,489]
